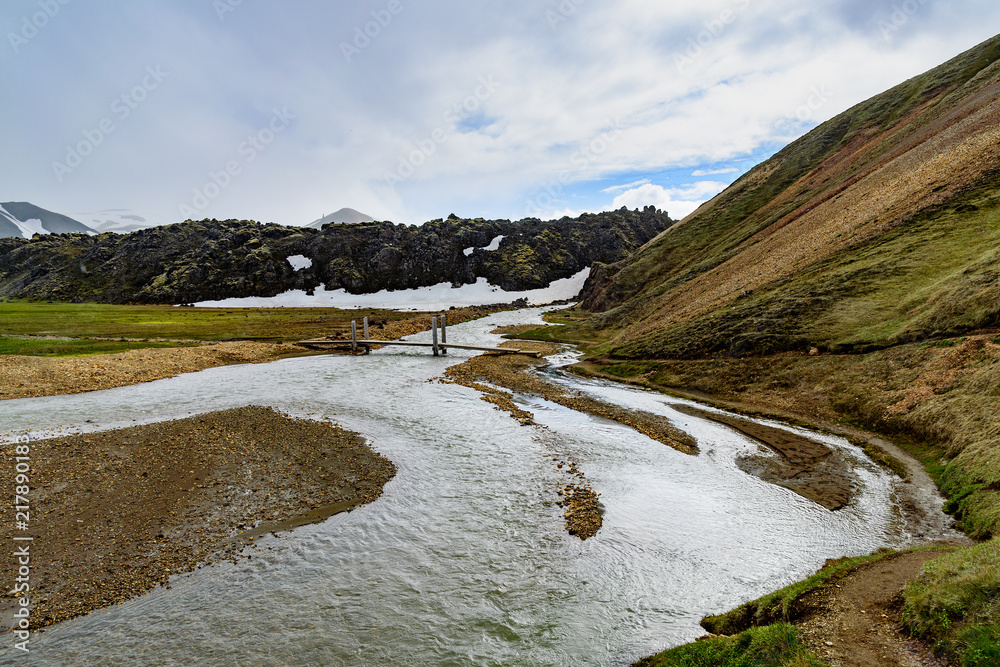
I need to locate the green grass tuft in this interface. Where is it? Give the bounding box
[903,538,1000,664]
[0,336,194,358]
[958,625,1000,667]
[633,623,824,667]
[600,361,661,378]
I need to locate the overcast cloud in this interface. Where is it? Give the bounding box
[3,0,999,226]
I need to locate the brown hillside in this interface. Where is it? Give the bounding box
[582,34,1000,360]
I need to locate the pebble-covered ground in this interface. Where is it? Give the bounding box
[0,406,395,628]
[0,341,299,400]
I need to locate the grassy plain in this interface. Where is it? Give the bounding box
[0,299,416,345]
[0,299,432,359]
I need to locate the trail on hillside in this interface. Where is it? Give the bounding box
[795,550,952,667]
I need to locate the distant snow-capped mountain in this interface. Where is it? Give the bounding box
[306,207,375,229]
[70,209,156,234]
[0,202,97,239]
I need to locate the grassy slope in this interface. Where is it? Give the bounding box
[612,183,1000,359]
[904,539,1000,664]
[578,35,1000,360]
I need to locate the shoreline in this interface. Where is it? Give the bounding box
[0,406,395,629]
[571,360,969,547]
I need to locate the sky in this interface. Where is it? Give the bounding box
[3,0,1000,228]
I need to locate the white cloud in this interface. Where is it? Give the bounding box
[601,179,652,194]
[3,1,999,226]
[612,181,728,219]
[547,207,590,219]
[692,167,740,176]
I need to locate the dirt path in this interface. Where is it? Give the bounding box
[795,550,953,666]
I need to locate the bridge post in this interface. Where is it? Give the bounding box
[431,316,439,356]
[363,316,370,354]
[440,313,447,355]
[351,320,357,353]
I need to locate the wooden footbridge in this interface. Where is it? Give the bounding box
[298,314,541,358]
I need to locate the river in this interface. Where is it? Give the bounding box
[1,307,907,666]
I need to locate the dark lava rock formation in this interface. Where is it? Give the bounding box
[0,208,673,304]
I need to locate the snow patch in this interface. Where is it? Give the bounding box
[286,255,313,271]
[463,235,505,257]
[14,218,49,239]
[191,267,592,311]
[0,206,47,238]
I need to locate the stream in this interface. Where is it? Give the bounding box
[1,307,910,666]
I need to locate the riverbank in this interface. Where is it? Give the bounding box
[571,361,965,547]
[0,340,300,400]
[0,406,395,628]
[568,337,1000,665]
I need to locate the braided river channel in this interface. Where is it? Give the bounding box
[2,308,912,666]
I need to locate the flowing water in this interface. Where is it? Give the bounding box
[1,308,909,666]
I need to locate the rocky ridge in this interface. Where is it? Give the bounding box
[0,208,672,304]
